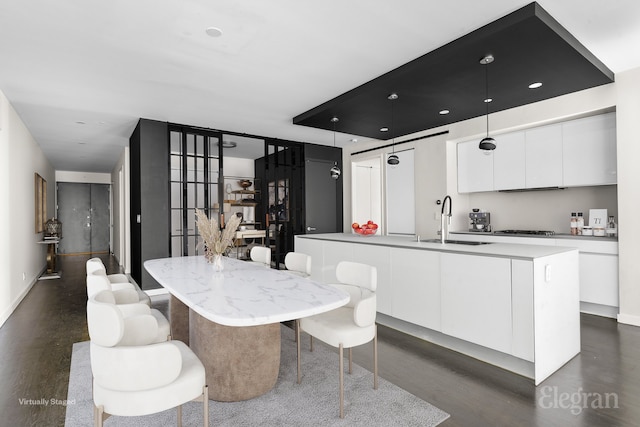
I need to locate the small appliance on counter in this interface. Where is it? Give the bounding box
[469,209,491,232]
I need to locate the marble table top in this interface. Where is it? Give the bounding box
[144,256,349,327]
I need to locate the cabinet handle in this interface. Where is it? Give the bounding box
[307,226,317,232]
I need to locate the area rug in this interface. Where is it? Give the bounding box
[65,325,450,426]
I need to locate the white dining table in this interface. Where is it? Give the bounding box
[144,255,349,401]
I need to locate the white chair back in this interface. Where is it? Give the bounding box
[86,258,107,275]
[336,261,377,291]
[250,246,271,266]
[284,252,311,276]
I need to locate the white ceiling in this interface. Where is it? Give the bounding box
[1,0,639,173]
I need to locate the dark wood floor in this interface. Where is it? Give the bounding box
[1,254,638,426]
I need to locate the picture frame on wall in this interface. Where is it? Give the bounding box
[35,173,46,233]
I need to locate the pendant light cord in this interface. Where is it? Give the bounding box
[485,63,490,138]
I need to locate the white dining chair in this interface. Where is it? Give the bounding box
[249,246,271,267]
[284,252,311,277]
[87,289,208,427]
[86,273,169,343]
[296,261,378,418]
[86,257,129,284]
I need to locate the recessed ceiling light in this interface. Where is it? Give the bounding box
[206,27,223,37]
[529,82,543,89]
[439,109,450,115]
[380,127,389,132]
[483,98,493,103]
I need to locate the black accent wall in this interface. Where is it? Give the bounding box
[130,119,169,289]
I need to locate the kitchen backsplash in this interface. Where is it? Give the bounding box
[463,185,617,234]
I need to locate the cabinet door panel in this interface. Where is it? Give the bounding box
[562,112,617,186]
[512,260,534,361]
[493,131,526,190]
[353,244,393,315]
[441,253,512,354]
[457,140,493,193]
[525,124,563,188]
[390,248,440,330]
[579,253,619,306]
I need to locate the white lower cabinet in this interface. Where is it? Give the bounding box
[390,248,440,330]
[352,244,393,316]
[440,253,513,354]
[580,253,619,307]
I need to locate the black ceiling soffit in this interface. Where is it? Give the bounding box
[292,2,614,140]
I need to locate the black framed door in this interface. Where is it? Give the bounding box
[261,140,304,268]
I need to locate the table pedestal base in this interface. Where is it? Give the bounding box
[169,295,190,345]
[189,310,281,401]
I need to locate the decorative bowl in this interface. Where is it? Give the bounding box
[239,179,252,189]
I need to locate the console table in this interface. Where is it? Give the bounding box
[144,255,348,401]
[37,239,61,280]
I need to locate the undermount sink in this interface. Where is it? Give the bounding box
[420,238,492,245]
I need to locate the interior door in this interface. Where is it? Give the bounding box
[263,141,304,268]
[57,183,110,254]
[305,159,339,234]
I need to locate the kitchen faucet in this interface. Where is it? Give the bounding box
[440,195,452,244]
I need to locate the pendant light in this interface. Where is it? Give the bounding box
[329,117,341,179]
[479,54,496,151]
[387,93,400,165]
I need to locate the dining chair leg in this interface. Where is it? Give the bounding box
[296,320,302,384]
[373,326,379,390]
[348,347,353,374]
[203,385,209,427]
[339,343,344,419]
[177,404,182,427]
[94,405,104,427]
[310,335,314,352]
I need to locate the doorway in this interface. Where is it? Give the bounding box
[57,182,111,254]
[351,156,383,231]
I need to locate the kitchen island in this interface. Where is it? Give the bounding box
[295,233,580,385]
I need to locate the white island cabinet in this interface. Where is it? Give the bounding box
[294,233,580,385]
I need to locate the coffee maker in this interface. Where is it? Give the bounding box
[469,210,491,232]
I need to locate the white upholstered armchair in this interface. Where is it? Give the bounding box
[86,257,129,284]
[284,252,311,277]
[87,290,208,426]
[249,246,271,267]
[296,261,378,418]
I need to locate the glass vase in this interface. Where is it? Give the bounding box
[213,253,224,272]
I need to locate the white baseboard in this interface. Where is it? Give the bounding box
[617,312,640,327]
[580,302,619,319]
[0,269,42,328]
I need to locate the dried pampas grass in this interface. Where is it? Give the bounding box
[195,208,241,262]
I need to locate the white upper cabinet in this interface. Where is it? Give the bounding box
[525,123,563,188]
[457,140,493,193]
[493,131,525,190]
[562,112,617,187]
[456,112,616,193]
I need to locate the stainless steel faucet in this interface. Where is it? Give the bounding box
[440,195,452,244]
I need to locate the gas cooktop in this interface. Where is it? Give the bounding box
[494,230,556,236]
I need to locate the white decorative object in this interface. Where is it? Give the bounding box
[588,209,608,227]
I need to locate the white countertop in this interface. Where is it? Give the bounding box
[297,233,578,260]
[144,256,349,327]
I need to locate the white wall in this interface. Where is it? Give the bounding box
[615,67,640,326]
[111,148,130,273]
[0,90,55,327]
[343,69,640,326]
